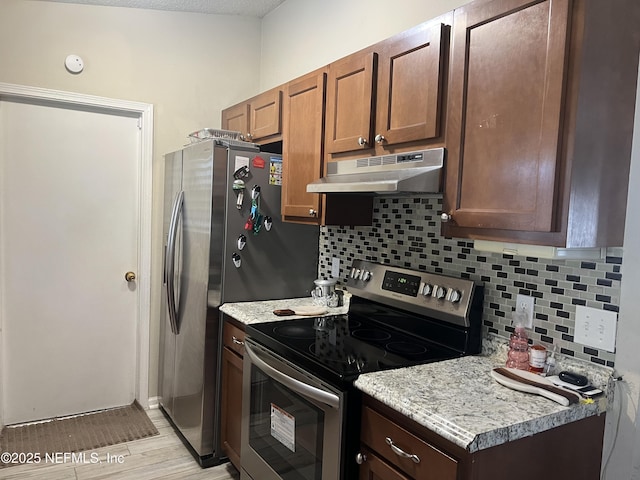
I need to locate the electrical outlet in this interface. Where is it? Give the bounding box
[574,305,617,352]
[516,294,535,329]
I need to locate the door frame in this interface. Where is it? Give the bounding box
[0,82,154,425]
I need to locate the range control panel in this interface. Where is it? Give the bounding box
[346,260,480,327]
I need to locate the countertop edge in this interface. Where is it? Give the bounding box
[354,355,608,453]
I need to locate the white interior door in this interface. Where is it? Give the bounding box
[0,98,140,425]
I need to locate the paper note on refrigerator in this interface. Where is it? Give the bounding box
[234,155,250,173]
[269,156,282,185]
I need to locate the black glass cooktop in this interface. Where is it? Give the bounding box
[246,298,464,385]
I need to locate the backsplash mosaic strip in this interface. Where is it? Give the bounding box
[318,196,622,367]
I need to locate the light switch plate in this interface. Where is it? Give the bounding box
[574,305,617,352]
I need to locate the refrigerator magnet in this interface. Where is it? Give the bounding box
[234,155,250,172]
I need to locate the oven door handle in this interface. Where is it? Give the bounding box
[245,343,340,409]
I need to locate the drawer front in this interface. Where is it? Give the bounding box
[223,320,245,356]
[361,406,458,480]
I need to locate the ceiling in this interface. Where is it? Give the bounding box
[36,0,287,17]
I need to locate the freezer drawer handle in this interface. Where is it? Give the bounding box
[245,343,340,409]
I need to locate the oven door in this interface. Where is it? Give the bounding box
[241,339,344,480]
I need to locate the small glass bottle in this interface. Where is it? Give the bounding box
[542,346,557,376]
[506,324,529,370]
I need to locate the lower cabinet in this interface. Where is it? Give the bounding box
[220,317,245,471]
[360,399,458,480]
[358,447,411,480]
[359,395,606,480]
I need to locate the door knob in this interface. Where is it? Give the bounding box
[125,271,136,282]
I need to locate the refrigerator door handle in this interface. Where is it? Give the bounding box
[166,190,184,335]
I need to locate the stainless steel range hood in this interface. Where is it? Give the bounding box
[306,147,444,194]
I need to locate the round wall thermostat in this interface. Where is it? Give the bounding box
[65,55,84,74]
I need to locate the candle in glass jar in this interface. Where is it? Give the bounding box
[529,344,547,373]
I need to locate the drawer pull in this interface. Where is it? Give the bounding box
[385,436,420,464]
[232,336,245,346]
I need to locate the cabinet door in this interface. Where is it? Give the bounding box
[376,23,446,146]
[249,89,282,141]
[359,448,411,480]
[221,346,243,471]
[325,51,376,154]
[444,0,570,232]
[222,102,249,139]
[282,71,326,221]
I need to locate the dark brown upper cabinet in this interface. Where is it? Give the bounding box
[443,0,640,247]
[325,19,448,155]
[222,87,282,144]
[281,69,326,223]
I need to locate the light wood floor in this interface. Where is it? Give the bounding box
[0,407,240,480]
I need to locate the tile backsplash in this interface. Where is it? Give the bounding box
[318,196,622,368]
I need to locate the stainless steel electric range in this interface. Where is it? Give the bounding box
[240,260,484,480]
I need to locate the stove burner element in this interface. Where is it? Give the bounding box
[273,325,316,339]
[309,344,350,365]
[351,329,392,341]
[386,341,428,356]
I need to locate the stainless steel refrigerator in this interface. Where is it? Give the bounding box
[159,138,319,467]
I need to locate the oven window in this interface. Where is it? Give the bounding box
[249,365,324,480]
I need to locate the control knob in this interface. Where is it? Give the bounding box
[361,270,372,281]
[422,283,433,296]
[447,288,462,303]
[433,285,446,299]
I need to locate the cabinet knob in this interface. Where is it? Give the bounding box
[355,452,367,465]
[374,134,386,144]
[440,213,452,222]
[309,209,317,217]
[357,136,368,147]
[245,133,253,140]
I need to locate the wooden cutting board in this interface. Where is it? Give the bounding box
[491,367,581,406]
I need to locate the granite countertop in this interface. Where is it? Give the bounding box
[354,346,610,453]
[221,297,610,454]
[219,293,350,325]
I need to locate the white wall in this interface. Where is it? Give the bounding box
[0,0,262,400]
[261,1,640,478]
[604,59,640,479]
[260,0,472,90]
